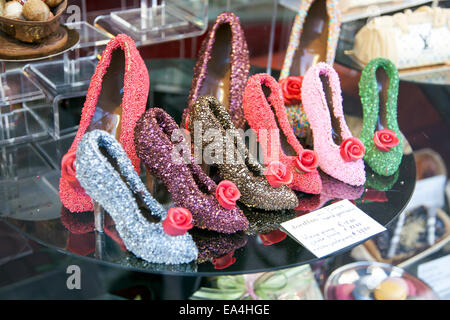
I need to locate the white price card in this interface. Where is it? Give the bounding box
[280,199,386,258]
[418,254,450,300]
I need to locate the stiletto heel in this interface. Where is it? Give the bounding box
[93,201,104,233]
[145,167,157,196]
[75,130,198,264]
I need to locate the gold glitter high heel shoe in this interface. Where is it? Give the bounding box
[188,96,299,211]
[279,0,341,140]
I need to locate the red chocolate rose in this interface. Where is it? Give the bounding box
[216,180,241,210]
[340,137,365,162]
[279,76,303,105]
[373,129,399,152]
[162,207,193,236]
[295,149,319,173]
[61,151,81,187]
[264,161,293,187]
[184,114,190,130]
[212,250,236,269]
[259,229,287,245]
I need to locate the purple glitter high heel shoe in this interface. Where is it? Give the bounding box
[134,108,249,234]
[181,11,250,130]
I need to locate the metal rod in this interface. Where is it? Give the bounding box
[93,200,104,233]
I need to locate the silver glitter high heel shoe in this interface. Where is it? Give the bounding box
[75,130,198,265]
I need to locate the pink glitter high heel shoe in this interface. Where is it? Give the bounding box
[242,73,322,194]
[134,108,249,234]
[301,63,366,186]
[181,12,250,130]
[59,34,149,213]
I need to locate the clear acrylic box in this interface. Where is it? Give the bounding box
[0,69,45,108]
[28,21,111,92]
[0,141,61,220]
[95,0,208,46]
[0,98,56,146]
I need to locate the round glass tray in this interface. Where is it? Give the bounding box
[0,59,417,277]
[0,131,416,277]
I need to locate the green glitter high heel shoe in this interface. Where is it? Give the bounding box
[358,58,403,176]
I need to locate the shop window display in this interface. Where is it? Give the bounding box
[0,0,448,303]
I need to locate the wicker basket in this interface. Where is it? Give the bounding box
[0,0,67,43]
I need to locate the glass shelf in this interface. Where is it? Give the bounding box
[0,134,416,276]
[29,55,99,92]
[94,1,208,46]
[27,22,111,93]
[279,0,435,23]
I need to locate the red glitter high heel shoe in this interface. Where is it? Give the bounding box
[181,12,250,130]
[59,34,149,213]
[242,73,322,194]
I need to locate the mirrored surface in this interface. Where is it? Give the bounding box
[0,128,416,277]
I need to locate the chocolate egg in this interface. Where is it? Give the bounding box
[374,278,408,300]
[22,0,50,21]
[3,1,23,20]
[334,283,355,300]
[44,0,63,8]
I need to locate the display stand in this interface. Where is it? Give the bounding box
[28,22,111,93]
[0,58,418,280]
[94,0,208,46]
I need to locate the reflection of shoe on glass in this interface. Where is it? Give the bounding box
[190,228,248,266]
[365,167,400,192]
[359,58,403,177]
[188,95,299,211]
[134,108,249,234]
[279,0,341,139]
[301,63,366,186]
[240,203,297,235]
[295,172,364,213]
[259,229,287,245]
[75,130,198,265]
[60,206,114,235]
[59,34,149,213]
[318,172,364,208]
[243,73,322,194]
[182,12,250,130]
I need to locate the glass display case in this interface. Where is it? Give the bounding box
[0,0,449,301]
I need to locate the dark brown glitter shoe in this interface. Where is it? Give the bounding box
[188,96,299,211]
